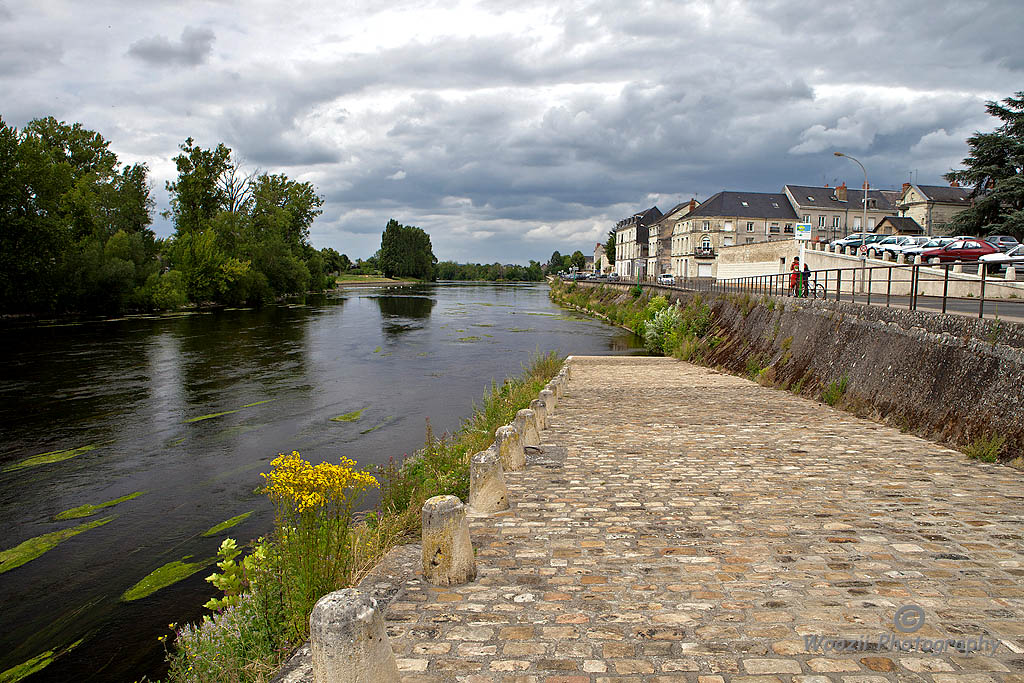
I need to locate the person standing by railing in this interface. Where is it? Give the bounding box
[790,258,801,297]
[802,262,811,298]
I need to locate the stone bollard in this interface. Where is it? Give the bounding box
[494,425,526,471]
[1007,266,1016,281]
[514,408,540,447]
[539,389,556,415]
[549,376,564,399]
[896,253,906,265]
[310,589,400,683]
[530,398,547,430]
[882,251,892,262]
[952,263,963,273]
[914,254,922,265]
[422,495,476,586]
[468,449,509,514]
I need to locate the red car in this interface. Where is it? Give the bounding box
[920,238,999,263]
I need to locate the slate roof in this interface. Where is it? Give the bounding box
[688,191,798,220]
[877,216,924,234]
[913,184,972,204]
[785,184,895,211]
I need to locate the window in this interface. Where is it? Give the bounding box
[818,215,826,227]
[724,236,734,246]
[701,236,711,249]
[807,196,815,201]
[741,201,749,207]
[868,218,876,229]
[772,202,779,208]
[724,221,733,232]
[802,214,810,223]
[784,223,794,234]
[853,216,862,229]
[702,221,710,231]
[832,215,841,227]
[746,237,755,244]
[746,222,754,232]
[769,223,780,234]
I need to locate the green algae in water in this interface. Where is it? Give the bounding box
[3,443,102,473]
[54,492,144,521]
[508,327,536,332]
[331,408,365,422]
[0,517,114,574]
[360,417,392,434]
[373,346,382,353]
[121,555,214,602]
[0,638,83,683]
[242,399,273,408]
[202,510,253,537]
[416,352,429,357]
[456,336,482,342]
[183,409,240,423]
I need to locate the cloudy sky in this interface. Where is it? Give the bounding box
[2,1,1021,263]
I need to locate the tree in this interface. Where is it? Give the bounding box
[605,230,616,268]
[165,137,231,235]
[570,250,586,270]
[547,250,563,272]
[378,219,436,280]
[946,92,1024,239]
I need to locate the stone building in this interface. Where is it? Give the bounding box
[672,192,797,278]
[647,200,697,277]
[894,183,971,236]
[614,206,662,277]
[783,184,896,241]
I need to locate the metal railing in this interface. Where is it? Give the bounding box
[578,261,1023,320]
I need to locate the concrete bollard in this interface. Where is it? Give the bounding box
[882,251,892,262]
[468,449,509,513]
[494,425,526,471]
[549,377,563,400]
[953,263,963,273]
[421,495,476,586]
[539,389,556,415]
[310,589,400,683]
[896,253,906,264]
[1007,266,1016,281]
[514,408,540,447]
[914,254,922,265]
[530,398,547,430]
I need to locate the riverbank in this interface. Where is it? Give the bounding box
[550,279,1024,465]
[330,276,420,288]
[161,352,565,682]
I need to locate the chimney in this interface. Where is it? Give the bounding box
[824,182,830,188]
[902,182,911,193]
[835,185,847,202]
[689,198,697,211]
[950,180,959,187]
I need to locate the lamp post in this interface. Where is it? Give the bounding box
[834,152,868,237]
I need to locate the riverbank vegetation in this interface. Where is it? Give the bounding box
[435,260,545,281]
[159,352,563,682]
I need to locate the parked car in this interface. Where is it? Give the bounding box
[862,235,902,256]
[881,235,932,258]
[903,236,956,260]
[979,243,1024,273]
[857,233,892,255]
[919,238,1000,263]
[985,235,1021,253]
[831,232,872,249]
[607,272,620,282]
[656,274,675,285]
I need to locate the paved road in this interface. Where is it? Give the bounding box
[382,356,1024,681]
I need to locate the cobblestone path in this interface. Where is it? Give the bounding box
[388,356,1024,682]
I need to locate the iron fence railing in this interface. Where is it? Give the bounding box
[571,261,1024,320]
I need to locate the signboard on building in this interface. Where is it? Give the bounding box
[794,223,812,241]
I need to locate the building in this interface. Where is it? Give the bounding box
[874,216,924,236]
[894,183,972,235]
[672,192,798,278]
[783,183,896,241]
[614,206,662,277]
[647,200,697,277]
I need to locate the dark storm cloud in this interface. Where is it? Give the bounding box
[128,26,215,67]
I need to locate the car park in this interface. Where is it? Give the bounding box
[831,232,872,249]
[920,238,1000,263]
[857,233,891,254]
[607,272,620,282]
[656,274,675,285]
[902,236,956,260]
[979,243,1024,272]
[881,235,931,258]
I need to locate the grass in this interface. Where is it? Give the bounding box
[964,433,1006,463]
[54,491,144,521]
[330,409,365,423]
[202,511,254,537]
[1,517,113,574]
[3,443,104,473]
[121,555,216,602]
[822,375,849,406]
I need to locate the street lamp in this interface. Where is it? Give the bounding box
[834,152,868,237]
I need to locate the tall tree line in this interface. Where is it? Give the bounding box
[378,219,437,280]
[0,117,337,314]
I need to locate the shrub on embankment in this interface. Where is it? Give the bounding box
[158,352,564,683]
[551,280,1024,465]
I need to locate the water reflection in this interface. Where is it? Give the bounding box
[373,294,436,337]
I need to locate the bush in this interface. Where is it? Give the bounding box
[644,305,683,355]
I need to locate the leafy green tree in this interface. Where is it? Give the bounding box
[547,251,563,272]
[605,230,616,267]
[378,219,436,280]
[165,137,231,235]
[946,91,1024,239]
[570,250,586,270]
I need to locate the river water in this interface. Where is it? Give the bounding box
[0,282,641,682]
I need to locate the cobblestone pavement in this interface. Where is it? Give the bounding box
[387,356,1024,683]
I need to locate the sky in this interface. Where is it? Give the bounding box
[2,0,1021,264]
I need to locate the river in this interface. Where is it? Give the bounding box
[0,282,641,682]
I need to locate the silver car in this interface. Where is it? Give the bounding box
[979,243,1024,273]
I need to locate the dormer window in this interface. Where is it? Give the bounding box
[741,201,748,207]
[807,196,815,201]
[772,202,779,208]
